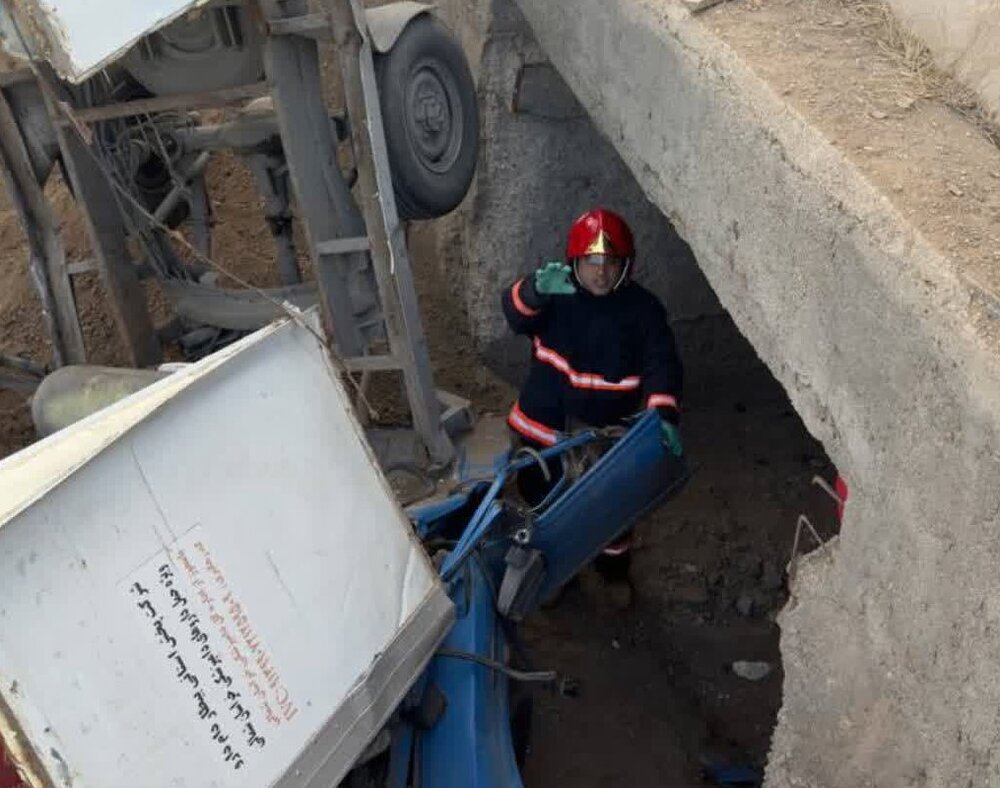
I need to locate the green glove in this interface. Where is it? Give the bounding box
[534,261,576,296]
[660,420,683,458]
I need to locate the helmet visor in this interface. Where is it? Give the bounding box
[577,253,625,267]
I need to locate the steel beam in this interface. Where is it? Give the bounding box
[324,0,452,463]
[40,69,161,367]
[0,86,85,366]
[65,83,269,124]
[261,0,368,356]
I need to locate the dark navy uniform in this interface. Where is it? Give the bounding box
[501,270,683,445]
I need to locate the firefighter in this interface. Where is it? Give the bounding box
[501,208,684,590]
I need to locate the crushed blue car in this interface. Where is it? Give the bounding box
[346,411,690,787]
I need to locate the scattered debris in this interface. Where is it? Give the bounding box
[869,109,888,120]
[947,183,964,197]
[732,661,773,681]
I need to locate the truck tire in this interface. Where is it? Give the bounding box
[375,15,479,220]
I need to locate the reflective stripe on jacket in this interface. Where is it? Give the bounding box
[501,272,683,442]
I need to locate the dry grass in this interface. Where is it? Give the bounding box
[836,0,1000,147]
[838,0,947,97]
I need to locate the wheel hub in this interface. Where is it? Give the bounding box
[407,66,460,172]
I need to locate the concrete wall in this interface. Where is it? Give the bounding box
[432,0,721,385]
[886,0,1000,120]
[442,0,1000,786]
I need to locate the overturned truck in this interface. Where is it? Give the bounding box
[0,0,480,462]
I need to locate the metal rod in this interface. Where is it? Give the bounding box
[0,85,86,366]
[173,112,345,153]
[0,353,46,377]
[66,83,269,124]
[0,354,45,393]
[65,258,97,276]
[440,479,506,581]
[153,151,212,224]
[244,152,301,285]
[268,12,331,38]
[434,649,559,684]
[342,354,400,372]
[0,370,40,393]
[187,177,213,258]
[315,236,370,256]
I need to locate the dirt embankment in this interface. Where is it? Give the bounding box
[706,0,1000,330]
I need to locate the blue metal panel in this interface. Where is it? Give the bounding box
[440,431,600,582]
[407,490,477,535]
[528,411,689,602]
[396,414,686,787]
[418,559,523,788]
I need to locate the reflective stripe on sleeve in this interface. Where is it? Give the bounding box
[646,393,679,410]
[511,279,541,317]
[507,401,559,446]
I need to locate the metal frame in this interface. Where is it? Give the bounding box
[261,0,453,463]
[65,82,269,124]
[40,70,162,368]
[0,85,84,366]
[324,0,453,463]
[261,0,369,359]
[0,0,461,463]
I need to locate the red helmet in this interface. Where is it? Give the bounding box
[565,208,635,262]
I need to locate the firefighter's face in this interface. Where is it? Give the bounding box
[575,254,624,296]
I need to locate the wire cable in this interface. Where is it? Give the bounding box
[434,649,558,684]
[4,14,380,417]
